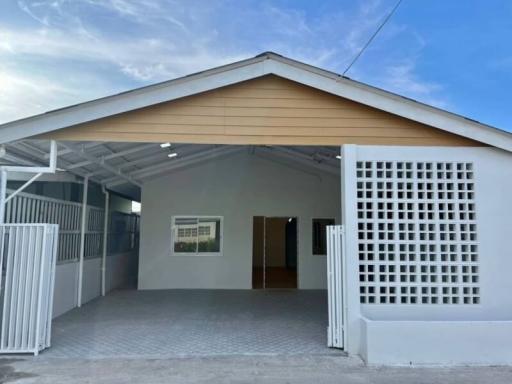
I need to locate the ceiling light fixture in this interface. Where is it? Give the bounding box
[160,142,171,148]
[336,155,342,160]
[168,153,178,158]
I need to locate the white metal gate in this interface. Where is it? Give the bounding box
[0,224,58,355]
[327,225,345,349]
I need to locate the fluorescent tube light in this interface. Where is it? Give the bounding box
[160,142,171,148]
[336,155,342,160]
[168,153,178,158]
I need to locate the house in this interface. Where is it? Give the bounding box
[1,52,512,365]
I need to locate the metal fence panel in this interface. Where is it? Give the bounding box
[0,224,58,355]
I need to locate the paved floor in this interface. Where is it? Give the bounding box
[4,355,512,384]
[44,289,341,358]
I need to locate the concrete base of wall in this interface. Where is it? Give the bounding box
[361,317,512,366]
[52,251,138,318]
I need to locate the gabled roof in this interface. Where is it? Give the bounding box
[1,51,511,151]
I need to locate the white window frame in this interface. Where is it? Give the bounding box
[171,215,223,256]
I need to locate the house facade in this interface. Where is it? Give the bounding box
[1,52,512,365]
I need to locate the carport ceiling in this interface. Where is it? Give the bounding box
[1,141,341,200]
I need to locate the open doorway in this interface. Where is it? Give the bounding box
[252,216,298,289]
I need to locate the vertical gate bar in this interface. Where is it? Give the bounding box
[340,225,347,347]
[21,226,35,350]
[9,226,22,349]
[22,197,27,222]
[45,226,58,347]
[31,198,35,222]
[34,199,38,222]
[334,227,339,345]
[337,226,343,346]
[28,227,43,352]
[327,226,333,346]
[77,178,88,307]
[1,227,13,349]
[5,200,10,223]
[14,226,28,349]
[34,225,49,355]
[15,198,21,223]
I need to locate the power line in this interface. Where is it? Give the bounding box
[342,0,403,76]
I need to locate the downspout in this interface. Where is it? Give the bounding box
[77,176,89,307]
[101,186,109,296]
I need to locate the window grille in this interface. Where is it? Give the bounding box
[356,161,479,305]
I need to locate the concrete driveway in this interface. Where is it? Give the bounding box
[2,355,512,384]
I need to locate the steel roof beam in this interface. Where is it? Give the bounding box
[260,146,340,176]
[58,142,142,187]
[66,143,159,170]
[105,146,243,186]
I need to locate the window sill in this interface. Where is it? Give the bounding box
[171,253,223,257]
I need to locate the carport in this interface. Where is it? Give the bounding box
[0,54,352,357]
[0,138,344,357]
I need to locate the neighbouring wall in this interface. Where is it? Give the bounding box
[52,251,138,318]
[138,151,341,290]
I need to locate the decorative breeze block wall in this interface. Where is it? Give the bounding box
[356,161,479,305]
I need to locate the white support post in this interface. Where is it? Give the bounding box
[0,170,7,224]
[77,177,89,307]
[340,144,362,355]
[101,187,109,296]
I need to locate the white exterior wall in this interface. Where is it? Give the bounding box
[52,251,138,318]
[138,151,341,290]
[52,262,79,318]
[350,145,512,365]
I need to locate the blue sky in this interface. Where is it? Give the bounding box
[0,0,511,130]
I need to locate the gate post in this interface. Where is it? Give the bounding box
[340,144,362,356]
[77,177,89,307]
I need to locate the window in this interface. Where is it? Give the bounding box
[172,216,222,255]
[312,218,335,255]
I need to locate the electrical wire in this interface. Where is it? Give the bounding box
[342,0,403,76]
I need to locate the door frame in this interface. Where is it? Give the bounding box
[251,215,299,289]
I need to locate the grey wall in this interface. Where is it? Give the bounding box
[52,251,138,318]
[138,151,341,290]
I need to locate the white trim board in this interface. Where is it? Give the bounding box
[1,52,511,152]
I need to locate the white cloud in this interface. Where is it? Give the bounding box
[361,59,449,109]
[0,68,84,123]
[0,0,449,123]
